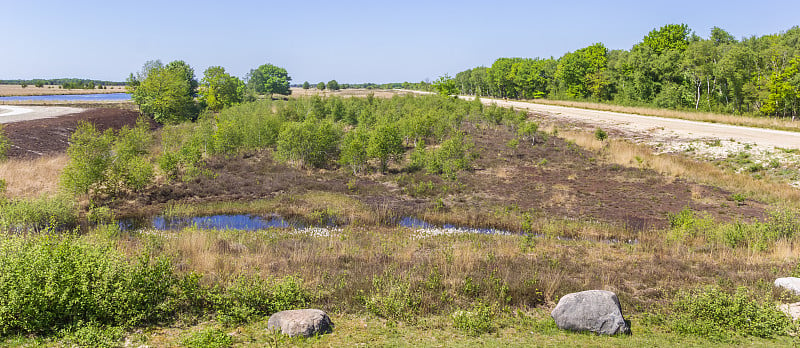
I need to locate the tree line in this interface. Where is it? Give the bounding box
[0,78,125,89]
[446,24,800,117]
[127,60,291,124]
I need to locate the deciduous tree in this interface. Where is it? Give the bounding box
[200,66,245,111]
[246,63,291,97]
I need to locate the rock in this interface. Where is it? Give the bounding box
[551,290,631,335]
[267,309,333,337]
[778,302,800,320]
[775,277,800,295]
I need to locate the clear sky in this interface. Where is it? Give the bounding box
[1,0,798,84]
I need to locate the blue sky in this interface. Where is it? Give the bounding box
[1,0,798,84]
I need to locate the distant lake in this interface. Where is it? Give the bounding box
[0,93,131,102]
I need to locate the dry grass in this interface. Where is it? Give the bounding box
[0,84,126,97]
[555,127,800,208]
[530,98,800,132]
[0,155,67,198]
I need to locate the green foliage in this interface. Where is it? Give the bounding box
[433,74,459,97]
[642,23,691,54]
[181,327,233,348]
[158,123,207,181]
[424,132,475,180]
[60,323,124,348]
[594,128,608,141]
[0,124,8,161]
[317,81,325,90]
[362,271,422,322]
[555,43,608,99]
[452,301,496,336]
[247,63,291,96]
[210,275,309,326]
[368,123,405,173]
[60,122,114,196]
[0,234,179,335]
[128,60,199,124]
[0,194,77,232]
[200,66,245,111]
[668,286,791,340]
[327,79,340,91]
[302,81,310,89]
[339,127,371,175]
[517,120,539,145]
[276,119,341,168]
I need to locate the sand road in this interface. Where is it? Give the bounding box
[0,105,85,124]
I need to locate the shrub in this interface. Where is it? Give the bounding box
[425,132,475,180]
[210,275,309,326]
[669,286,791,340]
[0,124,9,161]
[452,301,495,336]
[181,327,233,348]
[339,127,371,175]
[0,234,180,335]
[158,124,206,181]
[60,122,114,196]
[594,128,608,141]
[362,272,422,322]
[276,119,341,168]
[0,194,77,232]
[368,123,405,173]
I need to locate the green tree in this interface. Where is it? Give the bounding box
[433,74,459,97]
[246,63,291,97]
[128,60,199,124]
[642,24,691,54]
[339,127,370,175]
[60,122,114,197]
[368,123,405,173]
[555,43,608,99]
[302,81,310,89]
[276,119,341,168]
[200,66,245,111]
[327,80,340,91]
[317,81,326,90]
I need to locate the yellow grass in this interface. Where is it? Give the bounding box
[0,155,68,198]
[530,98,800,132]
[0,84,126,97]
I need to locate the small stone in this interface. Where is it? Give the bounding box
[551,290,631,335]
[778,302,800,320]
[775,277,800,295]
[267,309,333,338]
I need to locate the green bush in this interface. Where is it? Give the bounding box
[0,234,180,335]
[276,119,341,168]
[0,194,77,232]
[669,286,791,340]
[452,301,495,336]
[181,327,233,348]
[424,132,475,180]
[158,124,207,181]
[210,275,309,326]
[60,323,124,348]
[339,127,370,175]
[60,122,114,196]
[0,124,9,161]
[362,272,422,322]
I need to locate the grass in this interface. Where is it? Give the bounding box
[0,155,67,199]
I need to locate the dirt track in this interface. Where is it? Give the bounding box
[466,96,800,149]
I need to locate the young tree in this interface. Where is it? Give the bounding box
[368,123,404,173]
[642,24,691,54]
[200,66,245,111]
[247,63,291,97]
[433,74,459,97]
[327,80,340,91]
[339,127,370,175]
[302,81,310,89]
[128,60,199,124]
[317,82,326,90]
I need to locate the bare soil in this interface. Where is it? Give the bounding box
[2,108,152,158]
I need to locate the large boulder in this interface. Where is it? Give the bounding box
[551,290,631,335]
[775,277,800,295]
[267,309,333,337]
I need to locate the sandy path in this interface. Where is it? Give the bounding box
[457,96,800,150]
[0,105,84,124]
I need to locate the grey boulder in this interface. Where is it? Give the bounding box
[775,277,800,295]
[551,290,631,335]
[267,309,333,337]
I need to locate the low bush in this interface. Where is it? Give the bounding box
[180,327,233,348]
[0,234,180,335]
[0,124,9,161]
[209,275,310,326]
[0,194,77,232]
[452,301,496,336]
[668,286,792,341]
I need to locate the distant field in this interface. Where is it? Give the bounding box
[0,84,126,97]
